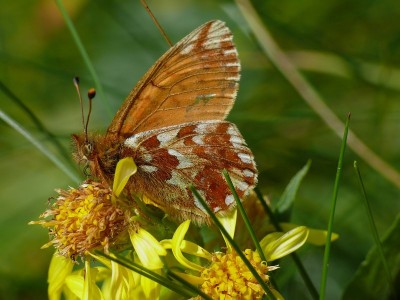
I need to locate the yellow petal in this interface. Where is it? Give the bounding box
[87,252,112,269]
[260,232,283,249]
[112,157,137,199]
[171,220,203,272]
[279,223,339,245]
[48,253,74,300]
[129,227,166,270]
[271,288,285,300]
[65,274,84,298]
[109,260,126,300]
[161,239,212,261]
[172,271,205,285]
[141,270,161,299]
[83,260,104,300]
[217,209,237,252]
[262,226,309,261]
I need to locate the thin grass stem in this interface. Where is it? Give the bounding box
[140,0,173,47]
[319,114,350,299]
[222,170,266,261]
[0,80,72,164]
[353,161,395,297]
[0,109,80,183]
[54,0,111,115]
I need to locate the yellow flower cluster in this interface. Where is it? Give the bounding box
[30,181,129,258]
[201,249,269,299]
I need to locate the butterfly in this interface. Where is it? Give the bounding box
[73,20,258,225]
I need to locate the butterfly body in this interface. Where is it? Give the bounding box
[73,20,258,224]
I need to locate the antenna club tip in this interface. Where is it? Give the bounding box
[88,88,96,100]
[73,77,80,85]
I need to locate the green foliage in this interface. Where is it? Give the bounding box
[343,214,400,299]
[275,160,311,216]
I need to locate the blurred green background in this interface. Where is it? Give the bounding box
[1,0,400,299]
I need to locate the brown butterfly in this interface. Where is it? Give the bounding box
[73,20,258,225]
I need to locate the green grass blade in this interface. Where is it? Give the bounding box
[353,161,395,296]
[342,213,400,299]
[222,170,267,261]
[55,0,111,115]
[0,80,72,164]
[319,114,350,299]
[0,109,80,183]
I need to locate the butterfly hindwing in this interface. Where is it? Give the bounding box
[107,20,240,138]
[122,120,257,223]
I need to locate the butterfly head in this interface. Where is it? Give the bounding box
[72,132,122,181]
[72,133,96,176]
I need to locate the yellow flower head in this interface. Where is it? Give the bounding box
[200,249,273,300]
[30,180,130,258]
[162,215,308,300]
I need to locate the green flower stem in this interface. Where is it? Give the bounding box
[254,187,319,300]
[354,161,395,296]
[222,170,266,262]
[190,186,277,300]
[254,188,282,232]
[55,0,111,115]
[320,113,350,300]
[0,109,80,183]
[97,251,194,298]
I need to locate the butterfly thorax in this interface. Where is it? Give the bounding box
[72,133,123,182]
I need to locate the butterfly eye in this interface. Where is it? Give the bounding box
[83,142,93,158]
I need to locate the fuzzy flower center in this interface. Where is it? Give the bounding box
[200,249,270,300]
[31,181,129,259]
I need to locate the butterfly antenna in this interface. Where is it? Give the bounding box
[140,0,173,47]
[73,77,87,141]
[85,88,96,141]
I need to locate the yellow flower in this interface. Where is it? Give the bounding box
[32,157,170,300]
[199,250,270,299]
[161,212,309,299]
[30,180,130,258]
[236,192,339,248]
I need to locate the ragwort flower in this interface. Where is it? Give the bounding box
[29,180,130,258]
[161,212,309,299]
[31,157,168,299]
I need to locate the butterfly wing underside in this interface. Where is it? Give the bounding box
[106,20,240,138]
[123,120,257,223]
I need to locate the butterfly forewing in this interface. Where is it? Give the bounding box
[122,120,257,223]
[106,20,240,138]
